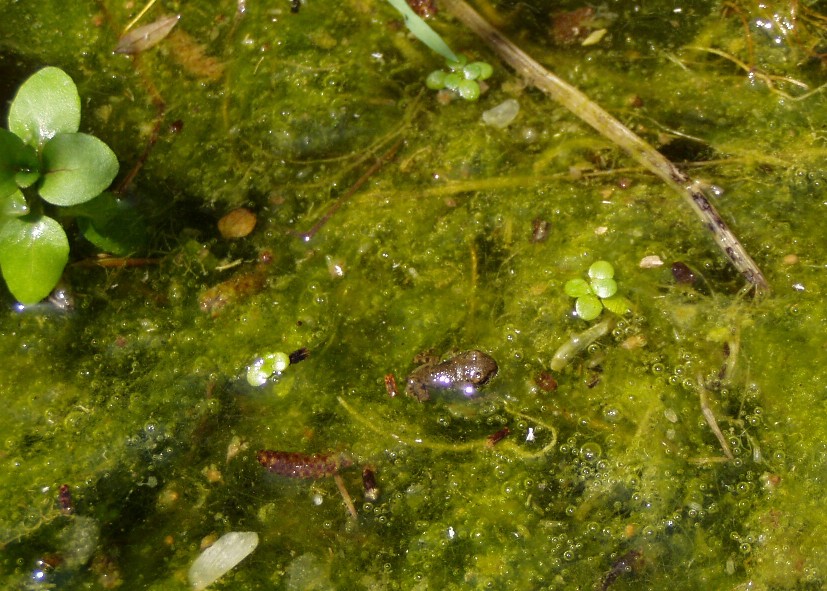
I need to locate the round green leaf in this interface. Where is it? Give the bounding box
[588,260,615,280]
[472,61,494,80]
[0,214,69,304]
[457,79,480,101]
[8,67,81,150]
[575,295,603,321]
[602,295,632,315]
[39,133,119,206]
[0,129,39,198]
[425,70,447,90]
[463,63,483,80]
[564,278,592,298]
[444,73,462,91]
[590,277,618,298]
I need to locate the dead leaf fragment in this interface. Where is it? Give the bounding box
[115,14,181,54]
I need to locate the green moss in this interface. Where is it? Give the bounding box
[1,0,827,589]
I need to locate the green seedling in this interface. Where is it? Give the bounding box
[564,260,632,321]
[386,0,493,101]
[425,56,494,101]
[0,67,141,305]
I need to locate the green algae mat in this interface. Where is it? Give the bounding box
[1,0,826,589]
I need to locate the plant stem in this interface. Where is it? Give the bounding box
[440,0,769,292]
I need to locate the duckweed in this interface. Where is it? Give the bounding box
[565,261,630,320]
[425,58,494,101]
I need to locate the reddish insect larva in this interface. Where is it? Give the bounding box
[256,450,352,479]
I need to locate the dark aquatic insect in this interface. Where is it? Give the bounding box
[534,370,558,392]
[600,549,643,590]
[291,0,301,13]
[58,484,74,515]
[384,373,399,397]
[485,427,510,447]
[256,450,352,478]
[362,467,379,501]
[288,347,310,365]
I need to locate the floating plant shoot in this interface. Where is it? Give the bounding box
[564,260,631,321]
[385,0,493,101]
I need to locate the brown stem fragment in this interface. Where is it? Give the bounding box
[440,0,769,291]
[295,138,404,242]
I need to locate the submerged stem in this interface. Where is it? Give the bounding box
[333,473,358,520]
[697,377,734,460]
[440,0,769,291]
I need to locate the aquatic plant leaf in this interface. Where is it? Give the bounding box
[1,189,30,217]
[0,129,39,198]
[588,260,614,280]
[385,0,458,62]
[39,133,119,206]
[564,278,592,298]
[0,214,68,304]
[70,192,145,255]
[114,14,180,54]
[590,277,617,298]
[575,294,603,320]
[602,295,632,315]
[7,67,80,150]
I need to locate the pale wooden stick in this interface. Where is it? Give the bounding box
[440,0,769,291]
[333,473,358,520]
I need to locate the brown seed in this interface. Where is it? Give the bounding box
[535,371,558,392]
[218,208,257,239]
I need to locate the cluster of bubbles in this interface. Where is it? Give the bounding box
[425,56,493,101]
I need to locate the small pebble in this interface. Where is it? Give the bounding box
[639,255,663,268]
[218,208,257,239]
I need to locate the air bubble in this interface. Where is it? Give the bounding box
[580,442,603,462]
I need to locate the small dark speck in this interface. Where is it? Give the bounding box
[671,261,696,285]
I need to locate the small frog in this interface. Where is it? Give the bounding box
[405,350,498,401]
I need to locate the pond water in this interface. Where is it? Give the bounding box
[1,0,826,589]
